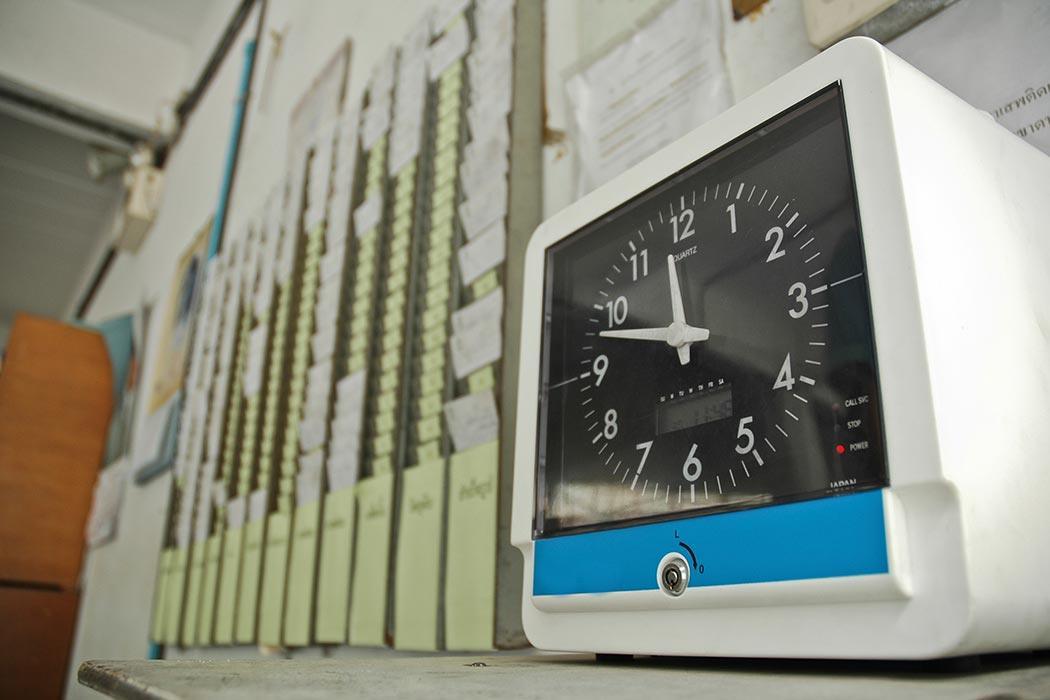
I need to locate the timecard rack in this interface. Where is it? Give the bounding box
[150,0,541,653]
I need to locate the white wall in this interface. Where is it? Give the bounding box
[0,0,190,130]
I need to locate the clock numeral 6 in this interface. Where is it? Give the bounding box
[735,416,755,454]
[788,282,809,318]
[682,443,703,482]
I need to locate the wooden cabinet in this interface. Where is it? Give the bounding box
[0,313,113,698]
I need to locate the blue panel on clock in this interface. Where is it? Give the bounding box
[533,488,888,596]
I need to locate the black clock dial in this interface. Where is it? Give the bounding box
[535,84,888,538]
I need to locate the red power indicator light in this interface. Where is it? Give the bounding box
[835,444,846,455]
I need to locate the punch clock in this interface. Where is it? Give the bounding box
[512,39,1050,659]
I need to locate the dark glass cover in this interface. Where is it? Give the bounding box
[536,84,888,538]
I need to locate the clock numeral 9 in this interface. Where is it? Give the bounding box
[735,416,755,454]
[603,409,618,440]
[630,248,648,280]
[605,295,628,327]
[788,282,809,318]
[682,443,703,482]
[593,354,609,386]
[672,207,695,243]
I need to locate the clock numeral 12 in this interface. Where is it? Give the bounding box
[672,205,695,243]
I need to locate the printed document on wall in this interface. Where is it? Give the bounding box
[889,0,1050,156]
[565,0,731,197]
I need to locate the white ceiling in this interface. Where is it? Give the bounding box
[0,111,123,348]
[72,0,218,45]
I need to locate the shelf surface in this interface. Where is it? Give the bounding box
[80,651,1050,699]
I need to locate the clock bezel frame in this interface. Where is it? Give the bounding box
[531,81,891,540]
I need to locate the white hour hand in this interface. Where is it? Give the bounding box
[598,327,669,342]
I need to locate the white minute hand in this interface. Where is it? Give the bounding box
[599,327,670,342]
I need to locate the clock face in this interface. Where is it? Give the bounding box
[535,84,888,538]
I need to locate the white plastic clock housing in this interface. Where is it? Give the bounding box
[512,38,1050,659]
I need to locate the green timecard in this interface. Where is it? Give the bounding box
[433,162,458,192]
[348,472,395,647]
[198,533,222,645]
[432,147,458,175]
[373,454,394,475]
[471,270,500,297]
[445,440,499,650]
[348,352,367,373]
[393,460,446,650]
[386,268,408,293]
[165,546,188,646]
[375,407,397,434]
[425,283,450,309]
[393,195,413,220]
[427,244,452,268]
[438,66,462,98]
[392,220,412,243]
[430,200,454,226]
[150,548,172,643]
[258,511,292,646]
[436,122,460,153]
[421,348,446,374]
[417,392,443,418]
[431,181,455,209]
[377,390,398,413]
[417,415,442,443]
[422,305,449,330]
[416,440,441,463]
[372,431,395,458]
[421,369,445,396]
[349,333,368,357]
[429,222,454,249]
[468,365,497,394]
[422,324,448,352]
[315,487,356,643]
[381,327,404,354]
[214,526,242,644]
[350,312,370,338]
[380,346,401,372]
[182,543,205,645]
[379,369,400,394]
[235,518,266,643]
[283,500,322,646]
